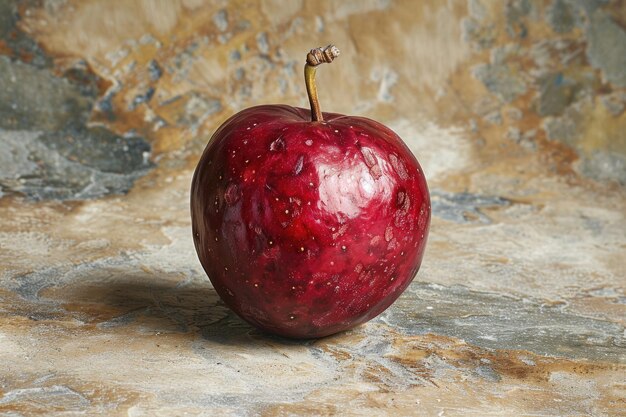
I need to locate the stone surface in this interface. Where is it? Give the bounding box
[546,0,576,33]
[472,60,528,104]
[586,9,626,87]
[0,0,625,415]
[0,54,153,200]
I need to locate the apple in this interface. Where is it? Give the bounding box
[191,45,430,338]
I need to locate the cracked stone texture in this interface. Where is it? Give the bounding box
[0,0,625,416]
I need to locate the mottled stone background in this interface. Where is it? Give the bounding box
[0,0,624,416]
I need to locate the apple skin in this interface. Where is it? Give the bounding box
[191,105,430,338]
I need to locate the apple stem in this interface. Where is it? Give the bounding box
[304,45,340,122]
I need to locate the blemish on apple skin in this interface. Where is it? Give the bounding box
[389,154,409,180]
[385,226,393,242]
[370,236,382,247]
[396,190,406,207]
[294,155,305,175]
[359,147,383,179]
[224,183,240,205]
[269,136,286,152]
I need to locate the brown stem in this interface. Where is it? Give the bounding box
[304,45,340,122]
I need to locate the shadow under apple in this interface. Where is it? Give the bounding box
[14,261,322,347]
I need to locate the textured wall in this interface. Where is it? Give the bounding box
[0,1,624,415]
[1,0,625,200]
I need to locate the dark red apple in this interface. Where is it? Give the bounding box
[191,45,430,338]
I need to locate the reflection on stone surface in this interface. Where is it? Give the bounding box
[0,0,625,415]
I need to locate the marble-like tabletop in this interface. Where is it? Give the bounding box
[1,1,624,415]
